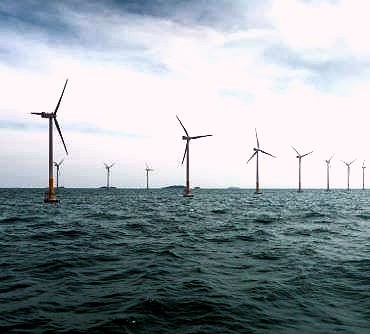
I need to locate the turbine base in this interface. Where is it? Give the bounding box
[44,191,59,204]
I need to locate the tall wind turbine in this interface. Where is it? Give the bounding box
[54,158,65,189]
[292,147,313,192]
[247,129,276,194]
[176,115,212,197]
[362,161,366,190]
[145,163,154,190]
[342,160,355,191]
[31,79,69,203]
[325,155,334,191]
[104,163,115,189]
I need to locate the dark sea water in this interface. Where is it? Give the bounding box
[0,188,369,333]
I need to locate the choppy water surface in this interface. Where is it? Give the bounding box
[0,188,369,333]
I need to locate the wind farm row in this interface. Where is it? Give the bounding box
[32,79,367,203]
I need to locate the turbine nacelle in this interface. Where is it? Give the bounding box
[31,112,53,118]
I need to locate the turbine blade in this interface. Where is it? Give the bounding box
[259,149,276,158]
[54,79,68,115]
[190,134,213,139]
[181,144,188,165]
[176,115,189,136]
[349,159,356,165]
[255,128,260,149]
[109,163,115,168]
[59,158,65,165]
[247,151,257,164]
[54,118,68,155]
[145,162,149,169]
[328,155,334,162]
[292,146,300,156]
[301,151,313,158]
[31,112,42,115]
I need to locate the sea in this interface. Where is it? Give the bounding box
[0,188,369,333]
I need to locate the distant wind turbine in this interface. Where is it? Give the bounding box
[31,79,69,203]
[342,160,355,191]
[145,163,154,190]
[247,129,276,194]
[176,115,212,197]
[54,158,65,189]
[292,147,313,192]
[362,161,366,190]
[325,155,334,191]
[104,163,115,189]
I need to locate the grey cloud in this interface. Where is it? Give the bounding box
[0,119,145,138]
[264,44,370,89]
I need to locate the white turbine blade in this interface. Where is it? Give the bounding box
[176,115,189,136]
[59,158,65,165]
[292,146,300,156]
[54,79,68,115]
[255,128,260,149]
[301,151,313,158]
[109,163,115,168]
[260,149,276,158]
[31,112,42,115]
[328,155,334,162]
[349,159,356,165]
[247,151,257,164]
[181,144,188,165]
[190,134,212,139]
[54,118,68,155]
[104,163,109,168]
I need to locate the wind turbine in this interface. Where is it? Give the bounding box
[362,161,366,190]
[176,115,212,197]
[342,160,355,191]
[292,147,313,192]
[246,128,276,194]
[145,163,154,190]
[104,163,115,189]
[54,158,65,189]
[31,79,69,203]
[325,155,334,191]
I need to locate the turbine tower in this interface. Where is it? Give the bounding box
[342,160,355,191]
[104,163,115,189]
[176,115,212,197]
[247,128,276,194]
[362,161,366,190]
[145,163,154,190]
[54,158,65,189]
[31,79,69,203]
[292,147,313,192]
[325,155,334,191]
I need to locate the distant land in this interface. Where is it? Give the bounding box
[161,185,185,189]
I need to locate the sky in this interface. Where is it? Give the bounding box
[0,0,369,189]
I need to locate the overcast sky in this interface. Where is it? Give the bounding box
[0,0,368,189]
